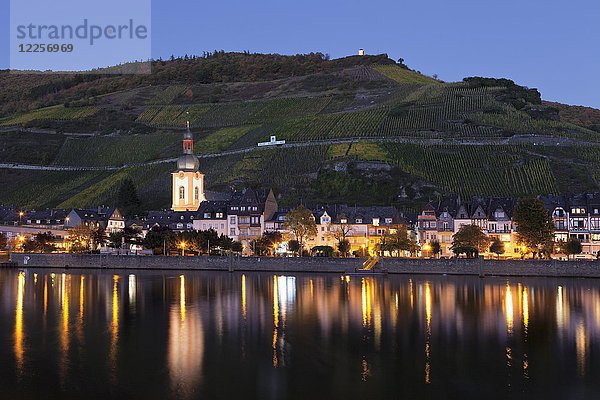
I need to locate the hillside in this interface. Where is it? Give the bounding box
[1,52,599,212]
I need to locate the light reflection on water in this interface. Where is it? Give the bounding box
[1,269,600,399]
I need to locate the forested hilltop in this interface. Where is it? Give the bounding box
[1,51,600,212]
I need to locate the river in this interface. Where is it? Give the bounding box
[0,269,598,399]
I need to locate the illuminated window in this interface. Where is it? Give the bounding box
[179,186,185,200]
[194,187,199,200]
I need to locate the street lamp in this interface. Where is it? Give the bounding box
[18,211,24,225]
[179,241,187,256]
[423,243,431,258]
[17,235,25,252]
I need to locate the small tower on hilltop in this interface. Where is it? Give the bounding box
[358,48,365,56]
[171,119,205,212]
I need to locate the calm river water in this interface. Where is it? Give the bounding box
[1,269,599,399]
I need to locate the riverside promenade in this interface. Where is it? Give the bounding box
[8,253,600,278]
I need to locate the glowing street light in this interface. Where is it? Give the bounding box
[179,241,187,256]
[423,243,431,257]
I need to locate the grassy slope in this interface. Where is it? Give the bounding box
[1,53,599,209]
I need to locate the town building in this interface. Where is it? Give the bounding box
[418,197,519,257]
[227,188,278,253]
[543,193,600,256]
[192,201,229,237]
[303,205,406,255]
[64,207,125,233]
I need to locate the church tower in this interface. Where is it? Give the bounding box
[172,120,205,212]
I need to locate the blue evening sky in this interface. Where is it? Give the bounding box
[1,0,599,108]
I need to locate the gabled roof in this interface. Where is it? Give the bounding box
[70,207,122,222]
[196,201,229,219]
[312,205,402,225]
[229,188,274,211]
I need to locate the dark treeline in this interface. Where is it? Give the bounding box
[0,52,394,117]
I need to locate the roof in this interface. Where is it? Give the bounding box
[70,207,122,222]
[313,205,402,224]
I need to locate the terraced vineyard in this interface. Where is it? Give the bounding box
[0,169,109,208]
[196,126,258,154]
[1,52,599,210]
[386,144,559,197]
[146,85,188,105]
[372,65,438,85]
[0,106,99,127]
[0,131,65,164]
[52,133,182,166]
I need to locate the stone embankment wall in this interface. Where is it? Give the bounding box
[8,253,600,278]
[9,253,361,273]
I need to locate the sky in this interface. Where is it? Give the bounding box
[1,0,599,108]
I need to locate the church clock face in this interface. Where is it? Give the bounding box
[178,171,185,179]
[195,172,201,179]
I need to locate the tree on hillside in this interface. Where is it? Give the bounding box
[117,178,142,217]
[489,238,505,259]
[451,225,490,259]
[513,198,554,259]
[564,238,583,261]
[283,205,317,256]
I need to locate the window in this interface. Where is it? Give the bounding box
[253,207,258,211]
[251,216,260,225]
[385,218,393,224]
[241,207,246,211]
[372,218,380,226]
[355,219,362,224]
[322,217,330,223]
[194,187,199,201]
[179,186,185,200]
[204,213,211,218]
[230,228,236,236]
[321,227,325,232]
[340,218,347,224]
[216,212,223,218]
